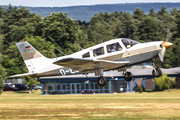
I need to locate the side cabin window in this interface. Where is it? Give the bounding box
[121,38,139,49]
[82,52,90,58]
[93,47,104,57]
[106,42,122,53]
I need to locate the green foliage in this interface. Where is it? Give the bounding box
[145,89,154,92]
[39,12,79,55]
[84,42,96,49]
[2,5,35,48]
[0,4,180,79]
[24,76,39,91]
[154,73,175,91]
[0,62,5,95]
[133,8,146,21]
[2,36,56,76]
[0,21,5,95]
[136,86,143,93]
[137,16,162,42]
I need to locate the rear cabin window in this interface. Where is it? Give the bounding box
[106,42,122,53]
[82,52,90,58]
[93,47,104,57]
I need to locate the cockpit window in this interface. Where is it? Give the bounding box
[106,42,122,53]
[93,47,104,57]
[121,38,140,49]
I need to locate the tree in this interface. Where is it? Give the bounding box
[133,8,146,21]
[137,17,162,42]
[3,5,35,48]
[24,76,39,94]
[121,12,136,39]
[2,36,56,76]
[0,61,6,95]
[76,25,89,48]
[40,12,79,55]
[0,19,5,95]
[158,6,168,16]
[149,8,156,17]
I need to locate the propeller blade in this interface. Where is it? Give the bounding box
[158,47,166,63]
[166,28,172,42]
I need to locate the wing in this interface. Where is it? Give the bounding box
[53,58,129,72]
[9,72,38,78]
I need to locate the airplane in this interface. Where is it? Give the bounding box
[9,38,173,86]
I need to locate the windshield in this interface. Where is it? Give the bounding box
[121,38,140,49]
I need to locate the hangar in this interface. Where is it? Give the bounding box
[40,66,180,95]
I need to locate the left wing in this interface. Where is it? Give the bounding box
[53,58,129,72]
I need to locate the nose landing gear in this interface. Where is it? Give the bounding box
[152,62,162,77]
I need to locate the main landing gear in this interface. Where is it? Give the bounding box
[95,69,107,86]
[123,71,133,82]
[152,62,162,77]
[97,76,107,86]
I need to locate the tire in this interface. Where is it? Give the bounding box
[97,77,107,86]
[152,68,162,77]
[124,72,133,82]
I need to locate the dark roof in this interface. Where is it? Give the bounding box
[40,66,180,79]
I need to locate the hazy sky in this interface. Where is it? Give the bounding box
[1,0,180,7]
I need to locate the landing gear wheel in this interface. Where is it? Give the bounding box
[97,76,107,86]
[152,68,162,77]
[124,72,133,82]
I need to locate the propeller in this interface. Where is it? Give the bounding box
[158,28,173,63]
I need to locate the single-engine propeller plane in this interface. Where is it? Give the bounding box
[10,38,173,86]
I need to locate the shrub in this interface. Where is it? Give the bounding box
[145,89,154,92]
[154,73,175,91]
[136,86,143,93]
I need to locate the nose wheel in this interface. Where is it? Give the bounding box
[152,61,162,77]
[123,71,133,82]
[152,67,162,77]
[97,76,107,86]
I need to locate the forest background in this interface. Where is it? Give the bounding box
[0,4,180,87]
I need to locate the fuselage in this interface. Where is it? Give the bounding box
[36,38,163,77]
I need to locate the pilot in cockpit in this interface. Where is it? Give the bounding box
[111,45,116,52]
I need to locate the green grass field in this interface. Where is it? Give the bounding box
[1,90,180,120]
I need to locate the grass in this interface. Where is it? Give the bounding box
[1,89,180,120]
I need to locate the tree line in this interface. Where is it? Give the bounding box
[0,5,180,93]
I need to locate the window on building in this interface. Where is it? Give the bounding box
[82,52,90,58]
[86,84,89,89]
[58,84,61,90]
[106,42,122,53]
[48,84,52,90]
[93,47,104,57]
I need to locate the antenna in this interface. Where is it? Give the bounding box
[56,48,66,56]
[74,43,83,50]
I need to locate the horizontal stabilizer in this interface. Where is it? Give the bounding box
[9,72,38,78]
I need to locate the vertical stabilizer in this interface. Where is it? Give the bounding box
[16,41,51,73]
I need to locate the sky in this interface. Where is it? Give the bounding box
[1,0,180,7]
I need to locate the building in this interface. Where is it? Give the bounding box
[40,66,180,95]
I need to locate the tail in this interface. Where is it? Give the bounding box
[15,41,51,74]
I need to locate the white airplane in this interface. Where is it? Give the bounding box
[9,38,172,86]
